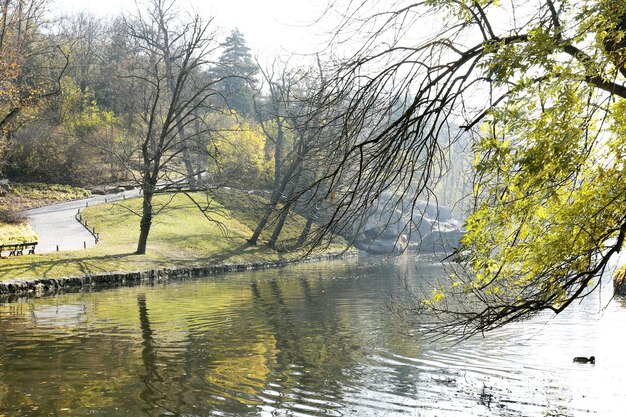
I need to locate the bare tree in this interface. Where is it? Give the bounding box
[59,12,104,98]
[249,61,343,249]
[122,0,220,254]
[300,0,626,338]
[253,58,289,196]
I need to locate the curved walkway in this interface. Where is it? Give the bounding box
[25,189,140,254]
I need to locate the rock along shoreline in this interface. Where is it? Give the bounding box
[0,252,355,300]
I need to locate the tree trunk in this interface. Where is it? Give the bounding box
[248,153,302,245]
[194,117,205,185]
[136,186,154,255]
[177,120,197,190]
[266,198,293,249]
[274,120,283,190]
[164,48,196,190]
[248,188,280,245]
[267,177,301,249]
[297,211,315,247]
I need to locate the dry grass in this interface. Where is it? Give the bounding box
[0,182,91,244]
[0,182,90,212]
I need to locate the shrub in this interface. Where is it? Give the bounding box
[0,208,24,224]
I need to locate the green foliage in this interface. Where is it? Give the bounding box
[0,0,66,175]
[428,0,626,330]
[7,77,131,185]
[6,77,130,184]
[312,0,626,335]
[207,114,274,188]
[65,91,116,138]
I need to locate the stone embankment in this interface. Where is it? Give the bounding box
[0,253,351,298]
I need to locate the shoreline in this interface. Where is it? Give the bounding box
[0,251,356,300]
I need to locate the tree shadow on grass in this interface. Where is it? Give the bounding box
[204,242,279,264]
[0,252,138,280]
[146,233,298,265]
[0,235,309,282]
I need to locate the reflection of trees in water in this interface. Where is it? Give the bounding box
[0,300,141,415]
[0,258,431,415]
[134,285,278,414]
[137,293,167,415]
[1,285,303,415]
[249,262,428,405]
[249,276,364,412]
[135,292,248,415]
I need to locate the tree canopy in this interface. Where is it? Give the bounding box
[305,0,626,337]
[0,0,66,174]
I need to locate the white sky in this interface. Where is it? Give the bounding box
[52,0,332,58]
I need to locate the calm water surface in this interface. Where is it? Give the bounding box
[1,255,625,416]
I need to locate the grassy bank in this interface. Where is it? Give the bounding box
[0,190,347,281]
[0,223,39,245]
[0,182,90,212]
[0,182,91,245]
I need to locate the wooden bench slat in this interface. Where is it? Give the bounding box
[0,242,38,258]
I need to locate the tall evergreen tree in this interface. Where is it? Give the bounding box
[213,29,258,118]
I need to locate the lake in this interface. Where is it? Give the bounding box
[1,255,625,416]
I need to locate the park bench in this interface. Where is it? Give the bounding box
[0,242,38,258]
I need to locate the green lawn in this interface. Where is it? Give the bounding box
[0,191,346,281]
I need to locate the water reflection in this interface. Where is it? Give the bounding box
[0,256,624,416]
[137,293,166,415]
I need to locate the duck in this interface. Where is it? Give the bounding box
[573,356,595,364]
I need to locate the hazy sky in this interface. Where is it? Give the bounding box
[53,0,330,57]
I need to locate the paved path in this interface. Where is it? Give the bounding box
[25,189,140,254]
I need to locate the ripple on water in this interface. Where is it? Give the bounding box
[0,258,626,417]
